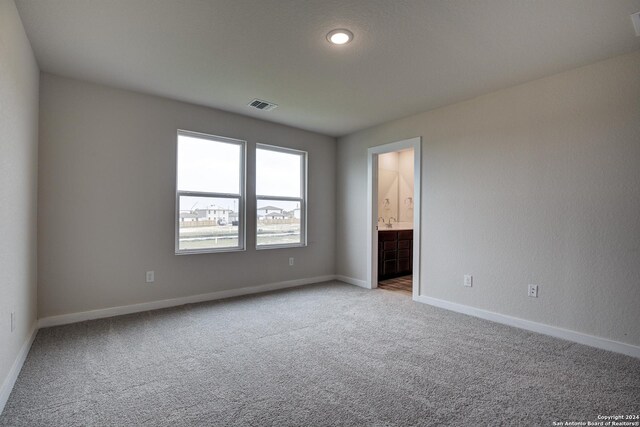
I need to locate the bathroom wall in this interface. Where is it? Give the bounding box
[377,150,414,224]
[398,150,414,223]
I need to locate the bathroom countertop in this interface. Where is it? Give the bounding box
[378,222,413,231]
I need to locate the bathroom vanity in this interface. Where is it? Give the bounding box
[378,229,413,280]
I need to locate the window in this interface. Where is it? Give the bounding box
[256,144,307,248]
[176,130,245,254]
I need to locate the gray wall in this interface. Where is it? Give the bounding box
[0,0,39,390]
[38,73,336,318]
[337,51,640,346]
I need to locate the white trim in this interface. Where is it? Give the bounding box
[38,275,336,328]
[335,275,369,288]
[414,295,640,359]
[366,151,378,291]
[367,137,422,295]
[0,323,38,414]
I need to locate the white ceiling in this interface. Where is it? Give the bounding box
[15,0,640,137]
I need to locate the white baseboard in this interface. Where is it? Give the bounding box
[414,295,640,359]
[335,275,370,289]
[38,275,336,328]
[0,323,38,415]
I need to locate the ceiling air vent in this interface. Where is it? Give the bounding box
[248,98,278,111]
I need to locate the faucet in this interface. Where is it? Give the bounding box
[386,217,396,228]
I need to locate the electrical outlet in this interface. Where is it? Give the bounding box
[10,311,15,332]
[464,275,473,287]
[528,284,538,298]
[289,257,294,266]
[146,271,155,283]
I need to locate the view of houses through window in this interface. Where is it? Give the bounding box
[176,131,245,253]
[176,131,306,253]
[178,196,240,251]
[256,145,306,248]
[256,200,302,246]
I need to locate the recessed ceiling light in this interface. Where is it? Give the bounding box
[327,29,353,45]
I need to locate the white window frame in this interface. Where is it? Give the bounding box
[175,130,246,255]
[256,143,307,250]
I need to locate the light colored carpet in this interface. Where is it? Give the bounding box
[1,281,638,426]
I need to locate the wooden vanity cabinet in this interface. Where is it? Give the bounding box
[378,230,413,280]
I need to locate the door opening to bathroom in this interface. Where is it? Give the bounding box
[367,137,421,298]
[377,148,414,295]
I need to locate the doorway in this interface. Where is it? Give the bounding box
[367,137,421,299]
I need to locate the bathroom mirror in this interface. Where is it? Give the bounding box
[378,150,414,229]
[378,168,399,221]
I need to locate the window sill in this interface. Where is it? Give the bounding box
[256,243,307,251]
[175,247,246,255]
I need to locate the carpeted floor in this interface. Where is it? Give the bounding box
[1,281,639,426]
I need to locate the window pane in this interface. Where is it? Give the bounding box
[256,148,301,198]
[177,133,241,194]
[178,196,239,251]
[256,199,302,246]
